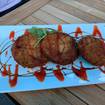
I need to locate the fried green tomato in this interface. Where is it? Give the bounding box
[12,34,48,68]
[41,32,78,65]
[78,35,105,66]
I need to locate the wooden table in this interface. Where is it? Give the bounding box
[0,0,105,105]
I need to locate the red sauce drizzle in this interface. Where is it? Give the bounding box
[34,66,46,82]
[24,29,30,35]
[9,31,15,41]
[72,62,87,80]
[75,27,82,37]
[72,61,96,80]
[53,65,64,81]
[79,62,88,80]
[58,24,63,32]
[2,64,8,76]
[9,64,19,87]
[93,25,102,38]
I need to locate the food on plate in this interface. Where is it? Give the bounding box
[41,32,78,65]
[11,34,48,68]
[78,35,105,66]
[12,27,78,67]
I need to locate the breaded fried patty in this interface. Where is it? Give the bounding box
[78,35,105,66]
[41,32,78,65]
[12,34,48,68]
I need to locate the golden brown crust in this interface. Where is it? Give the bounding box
[12,34,48,68]
[78,36,105,66]
[41,32,78,65]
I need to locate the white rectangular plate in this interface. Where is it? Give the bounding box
[0,23,105,93]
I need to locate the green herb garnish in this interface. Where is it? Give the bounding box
[28,27,56,47]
